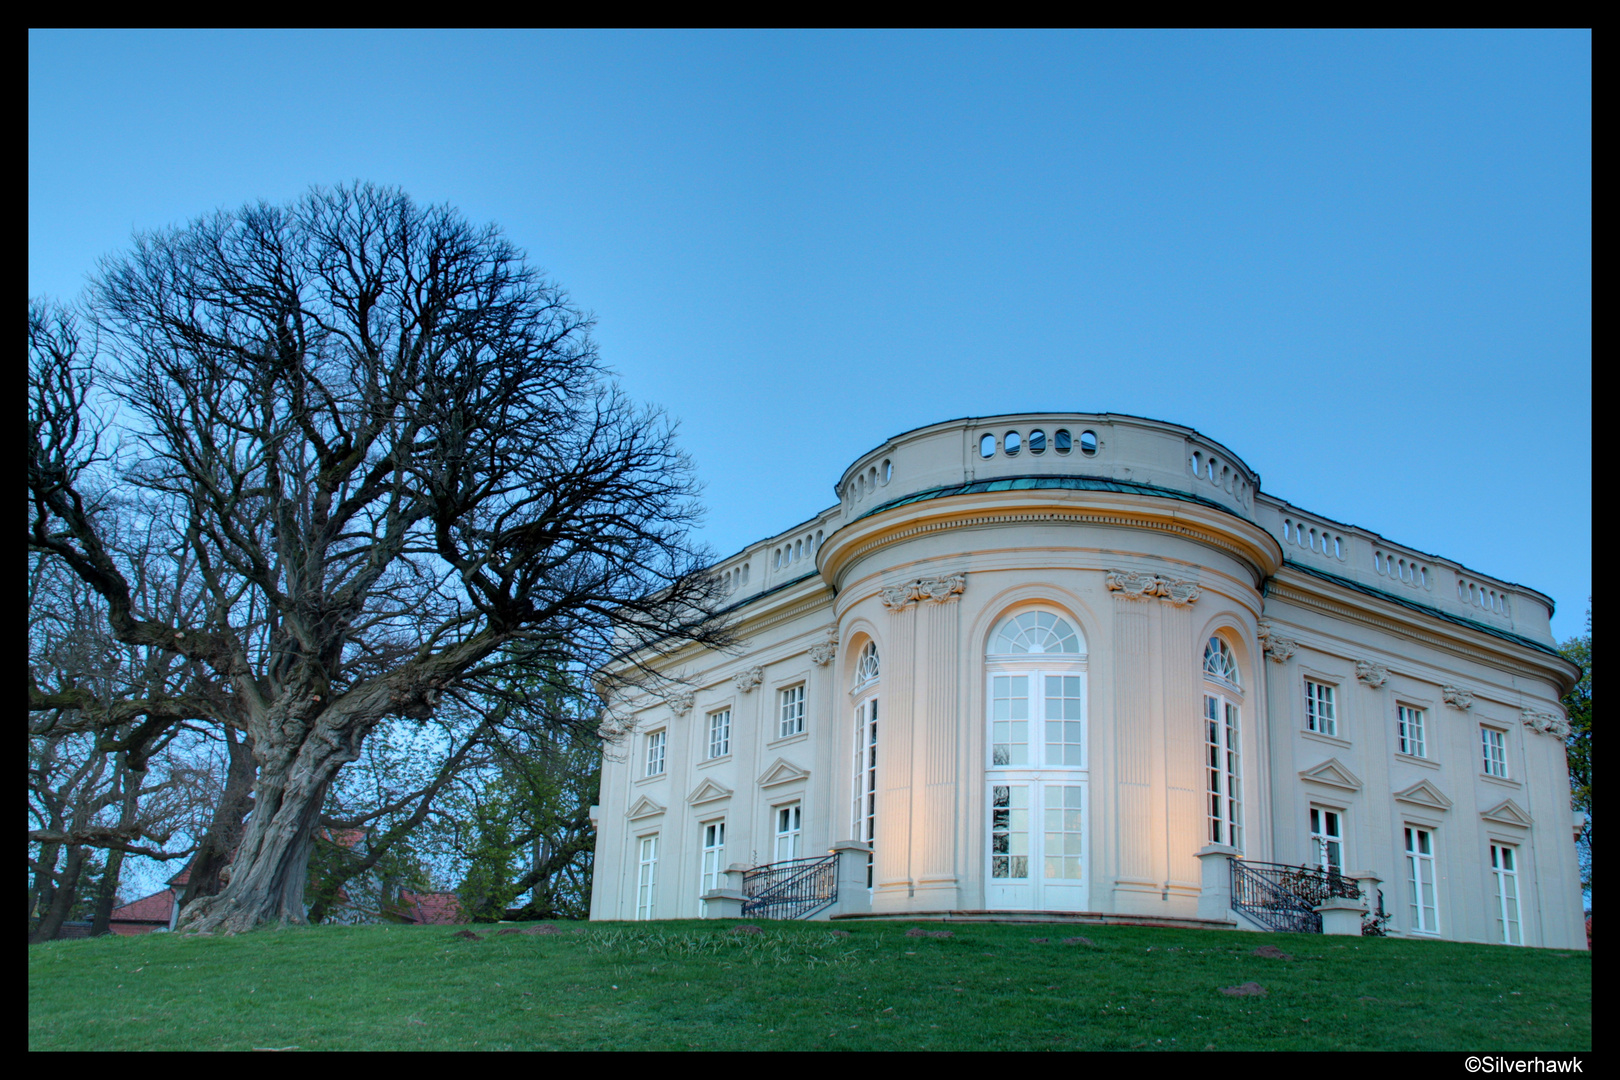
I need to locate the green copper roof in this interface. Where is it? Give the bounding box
[856,474,1239,522]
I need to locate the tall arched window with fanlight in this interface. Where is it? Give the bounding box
[984,609,1089,912]
[850,640,880,888]
[1202,634,1243,852]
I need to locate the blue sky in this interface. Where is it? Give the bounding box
[29,30,1591,641]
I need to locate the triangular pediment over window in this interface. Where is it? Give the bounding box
[1299,758,1363,792]
[1393,779,1452,811]
[1481,799,1534,828]
[756,757,810,789]
[626,795,666,821]
[686,779,734,807]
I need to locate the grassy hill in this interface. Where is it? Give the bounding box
[28,919,1590,1051]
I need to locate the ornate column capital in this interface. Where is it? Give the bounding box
[1521,709,1567,738]
[733,666,763,694]
[1104,569,1159,600]
[1441,686,1474,711]
[1354,660,1390,688]
[881,573,967,610]
[808,626,839,666]
[1257,621,1297,663]
[667,691,694,716]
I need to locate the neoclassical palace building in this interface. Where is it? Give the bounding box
[589,414,1584,948]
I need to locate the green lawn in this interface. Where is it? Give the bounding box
[28,920,1590,1051]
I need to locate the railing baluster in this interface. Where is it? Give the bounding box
[741,854,840,920]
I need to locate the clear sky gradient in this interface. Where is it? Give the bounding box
[30,30,1591,641]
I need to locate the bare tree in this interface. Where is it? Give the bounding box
[29,183,728,933]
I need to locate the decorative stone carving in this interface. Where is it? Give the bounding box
[1440,686,1474,711]
[733,666,763,694]
[880,584,915,609]
[881,574,967,609]
[1521,709,1567,738]
[1354,660,1389,688]
[1256,622,1297,663]
[667,691,694,716]
[919,573,967,603]
[1155,576,1202,606]
[1105,569,1201,605]
[1104,569,1159,599]
[807,626,839,667]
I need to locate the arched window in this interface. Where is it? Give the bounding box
[984,609,1089,912]
[991,611,1082,655]
[1203,636,1240,689]
[850,640,880,888]
[1201,634,1243,851]
[852,640,880,689]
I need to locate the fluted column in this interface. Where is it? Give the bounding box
[873,583,917,910]
[913,575,965,908]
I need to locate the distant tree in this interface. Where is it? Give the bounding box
[29,183,729,933]
[1560,605,1591,895]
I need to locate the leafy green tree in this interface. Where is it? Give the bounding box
[1560,605,1591,895]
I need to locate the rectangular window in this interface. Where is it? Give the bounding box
[1310,807,1343,873]
[700,821,726,897]
[1482,727,1508,778]
[852,698,878,888]
[1305,681,1337,737]
[1397,705,1427,758]
[636,835,659,921]
[707,709,731,760]
[645,730,666,777]
[1405,827,1438,934]
[991,674,1030,766]
[774,803,802,863]
[990,783,1030,880]
[1205,694,1242,850]
[1043,784,1084,881]
[1043,675,1085,766]
[1491,843,1522,946]
[779,685,805,739]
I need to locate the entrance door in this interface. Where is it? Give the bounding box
[985,779,1088,911]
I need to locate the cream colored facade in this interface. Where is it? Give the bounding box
[589,414,1584,948]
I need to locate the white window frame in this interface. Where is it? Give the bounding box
[1204,690,1243,851]
[707,708,731,760]
[1491,843,1522,946]
[1397,704,1427,758]
[645,729,666,777]
[778,684,806,739]
[852,695,878,888]
[1310,806,1344,873]
[1481,725,1508,778]
[774,802,803,863]
[1404,826,1439,934]
[1305,680,1337,737]
[699,820,726,900]
[636,834,659,921]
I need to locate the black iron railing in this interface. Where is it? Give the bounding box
[741,854,839,920]
[1231,859,1362,934]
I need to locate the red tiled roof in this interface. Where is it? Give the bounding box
[321,828,367,849]
[110,888,176,924]
[397,891,465,925]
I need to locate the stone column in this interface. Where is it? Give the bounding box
[913,574,965,909]
[1109,571,1157,912]
[1158,578,1203,908]
[700,889,748,919]
[1196,843,1241,923]
[874,586,916,910]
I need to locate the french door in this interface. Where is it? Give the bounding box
[984,668,1088,911]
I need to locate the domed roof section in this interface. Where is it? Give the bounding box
[835,413,1260,524]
